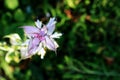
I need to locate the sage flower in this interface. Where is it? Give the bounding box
[21,17,62,59]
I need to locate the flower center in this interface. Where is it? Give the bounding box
[34,31,45,41]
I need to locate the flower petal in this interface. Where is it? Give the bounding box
[39,48,46,59]
[20,46,30,59]
[35,19,42,29]
[51,32,62,38]
[46,17,56,35]
[52,39,59,48]
[20,40,31,59]
[35,41,46,59]
[41,26,47,34]
[37,46,46,59]
[22,26,40,37]
[28,38,40,55]
[45,36,56,51]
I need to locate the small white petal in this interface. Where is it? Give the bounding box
[36,42,46,59]
[51,32,62,38]
[20,45,32,59]
[35,19,42,29]
[20,40,32,59]
[38,48,46,59]
[20,47,28,59]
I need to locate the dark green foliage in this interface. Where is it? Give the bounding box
[0,0,120,80]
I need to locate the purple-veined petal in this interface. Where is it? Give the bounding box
[35,19,42,29]
[52,38,59,48]
[46,17,56,35]
[35,42,42,52]
[41,26,47,35]
[22,26,40,37]
[45,36,56,51]
[47,17,56,25]
[28,38,40,55]
[51,32,62,38]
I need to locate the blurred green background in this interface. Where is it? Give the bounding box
[0,0,120,80]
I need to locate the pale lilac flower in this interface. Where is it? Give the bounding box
[21,17,62,59]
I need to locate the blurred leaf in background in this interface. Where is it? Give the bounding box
[5,0,19,10]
